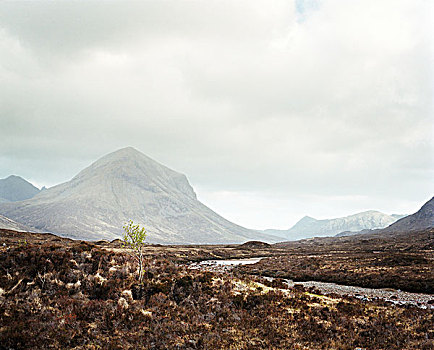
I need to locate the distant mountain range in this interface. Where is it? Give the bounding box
[0,175,40,202]
[0,147,431,244]
[335,197,434,238]
[275,197,434,248]
[0,147,280,244]
[263,211,407,241]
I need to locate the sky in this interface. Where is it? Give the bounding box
[0,0,433,230]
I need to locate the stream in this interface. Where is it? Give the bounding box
[189,257,434,309]
[188,257,265,269]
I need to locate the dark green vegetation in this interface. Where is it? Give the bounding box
[0,229,433,349]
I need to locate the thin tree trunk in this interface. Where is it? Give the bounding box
[138,248,144,284]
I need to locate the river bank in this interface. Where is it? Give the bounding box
[190,258,434,309]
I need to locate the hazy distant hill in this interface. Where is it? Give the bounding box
[335,213,408,237]
[335,228,373,237]
[0,175,40,202]
[0,147,279,244]
[263,211,405,241]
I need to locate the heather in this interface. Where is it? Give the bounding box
[1,236,432,349]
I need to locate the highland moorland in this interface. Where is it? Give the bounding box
[0,228,432,349]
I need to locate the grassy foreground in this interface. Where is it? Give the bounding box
[0,230,433,349]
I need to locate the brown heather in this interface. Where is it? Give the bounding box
[0,229,432,349]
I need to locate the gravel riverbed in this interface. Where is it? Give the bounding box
[190,258,434,309]
[283,279,434,309]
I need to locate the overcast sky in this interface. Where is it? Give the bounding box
[0,0,433,229]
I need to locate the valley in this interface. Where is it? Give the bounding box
[1,1,432,348]
[0,155,433,349]
[0,227,433,349]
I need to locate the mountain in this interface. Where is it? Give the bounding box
[0,175,40,202]
[335,228,374,237]
[335,213,408,237]
[263,210,404,241]
[0,147,279,244]
[0,214,37,232]
[379,197,433,233]
[391,214,407,221]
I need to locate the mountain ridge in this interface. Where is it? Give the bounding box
[264,210,406,240]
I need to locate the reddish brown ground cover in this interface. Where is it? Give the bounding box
[239,229,434,293]
[0,230,433,349]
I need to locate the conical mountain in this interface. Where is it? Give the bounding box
[0,147,279,244]
[0,175,40,202]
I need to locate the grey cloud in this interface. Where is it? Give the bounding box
[0,0,432,227]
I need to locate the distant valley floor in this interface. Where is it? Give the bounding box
[1,227,433,294]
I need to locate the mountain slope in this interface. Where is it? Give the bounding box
[264,211,404,241]
[0,147,279,244]
[380,197,433,233]
[0,214,38,232]
[0,175,40,202]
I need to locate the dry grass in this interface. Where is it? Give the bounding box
[0,230,433,349]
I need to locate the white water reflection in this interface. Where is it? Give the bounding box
[189,257,265,269]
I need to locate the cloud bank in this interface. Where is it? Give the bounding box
[0,0,432,228]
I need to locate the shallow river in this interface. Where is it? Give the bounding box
[189,257,434,309]
[189,257,265,268]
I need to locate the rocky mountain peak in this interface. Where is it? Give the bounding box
[69,147,197,200]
